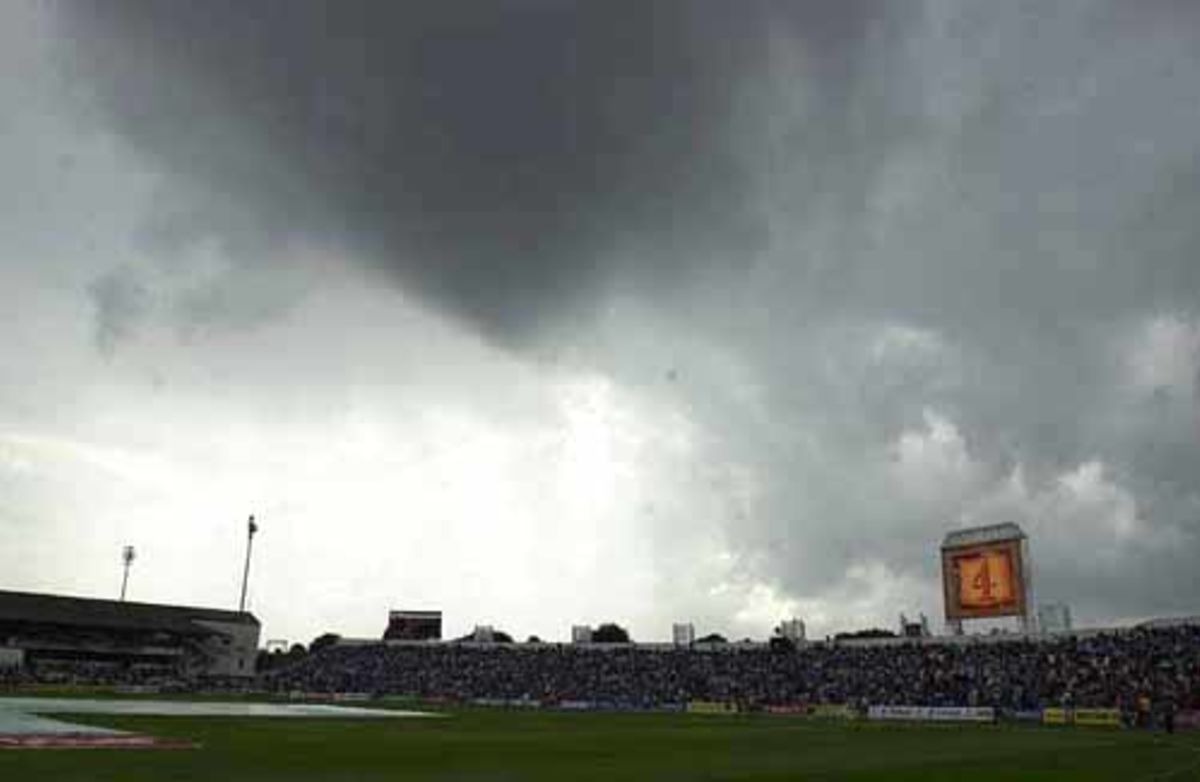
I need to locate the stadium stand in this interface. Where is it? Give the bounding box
[266,624,1200,717]
[0,590,260,683]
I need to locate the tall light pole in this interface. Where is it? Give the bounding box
[120,545,135,601]
[239,515,258,614]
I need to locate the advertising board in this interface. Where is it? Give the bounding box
[687,701,739,715]
[811,704,856,720]
[1010,710,1045,723]
[1042,708,1070,725]
[1073,709,1121,728]
[868,705,994,723]
[929,707,995,723]
[763,704,810,715]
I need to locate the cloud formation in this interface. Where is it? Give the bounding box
[2,0,1197,640]
[59,1,803,342]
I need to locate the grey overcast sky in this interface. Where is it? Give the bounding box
[2,0,1198,644]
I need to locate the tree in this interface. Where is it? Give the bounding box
[696,633,727,644]
[592,623,631,643]
[310,633,341,654]
[454,628,514,643]
[526,635,543,644]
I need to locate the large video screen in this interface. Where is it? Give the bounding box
[942,540,1025,620]
[383,611,442,641]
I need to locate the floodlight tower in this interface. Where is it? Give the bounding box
[239,515,259,614]
[120,545,135,601]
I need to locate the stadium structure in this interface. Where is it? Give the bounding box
[941,522,1034,634]
[0,590,259,680]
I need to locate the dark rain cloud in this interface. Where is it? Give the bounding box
[45,0,1200,628]
[55,1,890,344]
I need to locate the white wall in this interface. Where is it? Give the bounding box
[193,620,260,677]
[0,647,24,669]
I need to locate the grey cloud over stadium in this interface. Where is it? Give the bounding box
[1,0,1199,643]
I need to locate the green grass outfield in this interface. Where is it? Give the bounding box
[2,706,1198,781]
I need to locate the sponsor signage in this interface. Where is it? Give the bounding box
[465,700,542,710]
[868,705,994,723]
[811,704,856,720]
[763,704,810,715]
[1073,709,1121,728]
[1040,708,1121,727]
[1011,710,1044,723]
[287,691,372,704]
[869,705,917,721]
[1042,708,1071,725]
[932,707,995,723]
[687,701,739,715]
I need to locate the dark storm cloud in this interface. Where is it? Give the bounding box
[603,0,1200,624]
[44,0,1200,630]
[55,1,885,344]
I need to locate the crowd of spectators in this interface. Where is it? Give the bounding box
[265,625,1200,713]
[0,660,246,693]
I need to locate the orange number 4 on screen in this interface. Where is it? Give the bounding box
[958,551,1014,609]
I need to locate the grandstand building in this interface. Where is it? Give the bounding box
[0,590,259,679]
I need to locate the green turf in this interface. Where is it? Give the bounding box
[1,708,1197,781]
